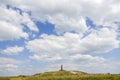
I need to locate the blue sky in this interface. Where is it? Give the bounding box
[0,0,120,76]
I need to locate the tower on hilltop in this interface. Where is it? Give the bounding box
[61,64,63,71]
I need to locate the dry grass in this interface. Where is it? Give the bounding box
[1,70,120,80]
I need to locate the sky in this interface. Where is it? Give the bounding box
[0,0,120,76]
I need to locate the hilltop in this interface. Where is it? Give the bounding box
[1,70,120,80]
[34,70,88,76]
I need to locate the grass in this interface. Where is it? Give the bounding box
[0,70,120,80]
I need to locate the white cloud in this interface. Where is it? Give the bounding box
[47,15,88,34]
[0,57,25,76]
[26,27,119,61]
[30,54,62,61]
[70,54,105,63]
[1,0,119,42]
[0,57,35,76]
[21,13,39,32]
[0,57,19,72]
[0,46,24,55]
[0,57,21,64]
[81,28,119,53]
[0,21,28,41]
[0,64,18,72]
[0,5,38,41]
[2,0,120,33]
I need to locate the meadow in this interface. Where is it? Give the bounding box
[0,70,120,80]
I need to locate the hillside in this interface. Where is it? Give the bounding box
[34,70,88,76]
[0,70,120,80]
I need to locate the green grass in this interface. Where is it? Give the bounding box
[0,77,10,80]
[0,70,120,80]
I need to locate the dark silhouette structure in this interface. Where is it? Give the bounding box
[61,64,63,71]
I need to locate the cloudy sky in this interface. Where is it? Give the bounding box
[0,0,120,76]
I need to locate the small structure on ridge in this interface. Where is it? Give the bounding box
[61,64,63,71]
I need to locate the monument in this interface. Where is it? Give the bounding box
[61,64,63,71]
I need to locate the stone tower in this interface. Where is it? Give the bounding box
[61,64,63,71]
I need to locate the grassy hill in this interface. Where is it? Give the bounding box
[0,70,120,80]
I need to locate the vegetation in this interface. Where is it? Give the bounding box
[0,70,120,80]
[0,77,10,80]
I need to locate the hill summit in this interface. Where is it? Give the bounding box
[1,70,120,80]
[34,70,88,76]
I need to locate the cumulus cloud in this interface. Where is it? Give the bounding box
[0,5,38,41]
[29,53,105,65]
[26,27,119,61]
[27,28,119,53]
[1,0,120,33]
[30,54,62,61]
[0,64,18,72]
[0,46,24,55]
[47,15,88,34]
[0,21,28,41]
[69,54,105,63]
[0,57,20,76]
[0,57,33,76]
[0,57,21,64]
[81,28,119,53]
